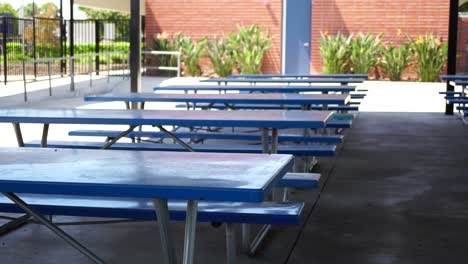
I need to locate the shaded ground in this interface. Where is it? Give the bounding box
[1,78,467,263]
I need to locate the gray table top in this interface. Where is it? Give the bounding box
[84,92,350,105]
[0,108,333,128]
[0,148,294,202]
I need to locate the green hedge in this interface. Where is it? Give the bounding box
[5,42,130,63]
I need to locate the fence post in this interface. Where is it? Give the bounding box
[60,19,66,76]
[95,20,100,75]
[47,60,52,96]
[177,52,181,77]
[32,18,37,79]
[70,57,75,92]
[107,52,110,83]
[22,60,27,102]
[2,17,7,84]
[89,54,93,87]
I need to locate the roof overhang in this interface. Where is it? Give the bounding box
[74,0,145,15]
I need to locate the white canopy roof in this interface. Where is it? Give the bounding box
[74,0,145,15]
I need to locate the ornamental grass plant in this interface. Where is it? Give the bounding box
[349,33,383,74]
[229,24,272,74]
[379,44,411,81]
[206,36,234,77]
[407,34,448,82]
[319,31,352,74]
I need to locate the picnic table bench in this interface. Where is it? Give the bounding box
[200,77,365,85]
[67,130,344,144]
[153,85,357,93]
[0,148,297,264]
[227,73,369,79]
[84,92,351,110]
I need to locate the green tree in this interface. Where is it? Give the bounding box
[461,2,468,12]
[0,3,18,17]
[78,6,129,20]
[22,3,38,17]
[37,3,60,18]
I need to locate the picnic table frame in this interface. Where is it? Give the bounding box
[84,92,351,111]
[152,85,356,94]
[200,77,365,86]
[0,148,294,264]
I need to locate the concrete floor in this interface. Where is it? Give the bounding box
[1,111,467,263]
[1,78,467,263]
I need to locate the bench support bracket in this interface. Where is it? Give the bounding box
[2,192,104,264]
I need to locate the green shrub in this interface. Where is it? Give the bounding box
[349,33,383,74]
[407,34,448,82]
[173,33,207,76]
[206,36,234,77]
[229,24,271,74]
[150,32,177,67]
[379,44,411,81]
[319,32,352,74]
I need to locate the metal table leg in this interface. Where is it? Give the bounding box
[225,223,236,264]
[183,200,198,264]
[41,124,49,148]
[100,125,137,149]
[153,198,177,264]
[2,193,104,264]
[12,123,24,147]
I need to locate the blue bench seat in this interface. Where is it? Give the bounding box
[439,91,463,95]
[175,103,359,112]
[26,141,336,157]
[68,130,344,144]
[350,94,366,99]
[0,195,304,225]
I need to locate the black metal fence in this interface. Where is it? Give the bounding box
[0,16,131,84]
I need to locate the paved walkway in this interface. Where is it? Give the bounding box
[1,78,467,263]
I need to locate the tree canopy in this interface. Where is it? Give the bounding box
[461,2,468,12]
[0,3,18,17]
[78,6,129,20]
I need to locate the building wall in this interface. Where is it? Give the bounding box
[145,0,450,75]
[145,0,282,74]
[457,16,468,73]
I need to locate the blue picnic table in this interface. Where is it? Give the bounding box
[0,108,333,153]
[439,75,468,81]
[200,77,365,85]
[153,85,356,93]
[0,147,293,264]
[84,92,350,109]
[228,73,369,79]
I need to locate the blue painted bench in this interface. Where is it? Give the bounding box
[25,141,337,157]
[175,103,359,112]
[350,94,366,99]
[0,194,304,260]
[68,130,344,144]
[439,91,463,96]
[228,73,369,79]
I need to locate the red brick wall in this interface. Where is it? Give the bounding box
[145,0,450,74]
[145,0,282,74]
[311,0,449,74]
[457,16,468,73]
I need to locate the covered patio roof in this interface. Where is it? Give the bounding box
[74,0,145,15]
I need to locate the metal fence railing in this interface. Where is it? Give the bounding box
[21,50,181,102]
[0,16,132,84]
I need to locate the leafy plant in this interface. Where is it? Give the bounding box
[150,32,177,68]
[379,44,411,81]
[349,32,383,74]
[174,34,207,76]
[407,34,448,82]
[206,36,234,77]
[229,24,271,74]
[319,31,353,74]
